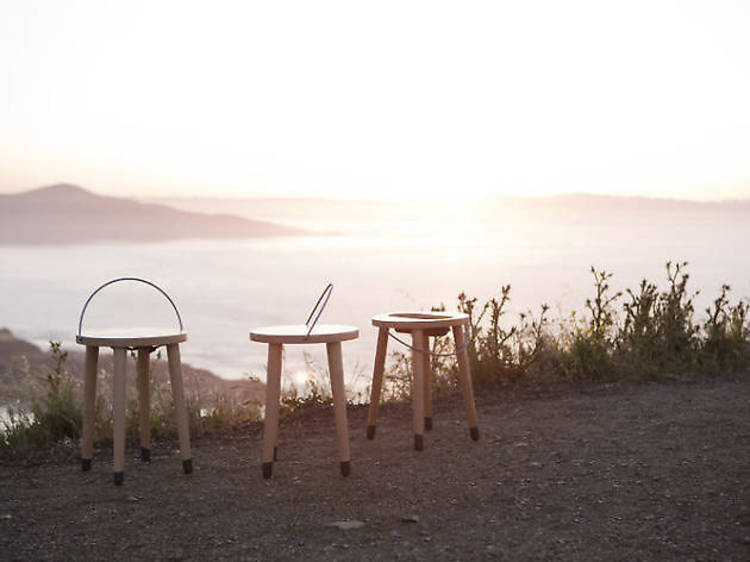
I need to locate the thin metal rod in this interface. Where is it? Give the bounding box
[78,277,184,338]
[305,283,333,339]
[386,329,472,357]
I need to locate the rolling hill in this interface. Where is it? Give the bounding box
[0,183,304,244]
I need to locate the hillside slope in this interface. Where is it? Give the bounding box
[0,328,264,407]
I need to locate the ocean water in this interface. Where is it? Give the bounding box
[1,212,749,388]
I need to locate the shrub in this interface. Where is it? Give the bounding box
[385,262,750,389]
[1,341,82,449]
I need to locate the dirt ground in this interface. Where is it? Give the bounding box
[1,373,749,561]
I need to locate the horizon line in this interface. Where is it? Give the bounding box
[3,182,750,205]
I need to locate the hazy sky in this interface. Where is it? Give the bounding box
[1,0,749,200]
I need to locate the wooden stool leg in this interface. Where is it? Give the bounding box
[167,343,193,474]
[262,343,283,478]
[327,341,352,476]
[411,329,426,451]
[273,353,281,462]
[80,346,99,471]
[112,347,127,485]
[453,325,479,441]
[136,348,151,462]
[366,327,388,439]
[422,332,433,431]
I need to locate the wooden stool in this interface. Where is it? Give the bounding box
[250,324,358,478]
[367,312,479,450]
[76,278,192,485]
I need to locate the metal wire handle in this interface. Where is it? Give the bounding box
[77,277,184,338]
[385,329,472,357]
[305,282,333,338]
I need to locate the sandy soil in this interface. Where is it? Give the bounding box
[1,373,749,561]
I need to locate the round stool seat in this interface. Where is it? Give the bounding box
[372,311,469,331]
[76,328,187,348]
[250,324,358,344]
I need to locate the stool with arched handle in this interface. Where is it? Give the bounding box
[76,277,192,485]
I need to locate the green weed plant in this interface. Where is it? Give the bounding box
[403,261,750,393]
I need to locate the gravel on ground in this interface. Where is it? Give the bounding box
[1,373,749,561]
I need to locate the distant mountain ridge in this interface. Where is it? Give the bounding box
[157,191,750,228]
[0,184,303,245]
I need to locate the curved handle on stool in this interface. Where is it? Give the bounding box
[77,277,184,338]
[305,283,333,338]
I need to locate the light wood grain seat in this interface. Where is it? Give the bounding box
[76,279,192,486]
[76,329,187,348]
[250,324,358,345]
[368,311,479,450]
[250,323,359,478]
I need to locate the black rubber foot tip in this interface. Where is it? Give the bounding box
[414,434,424,451]
[182,458,193,474]
[366,425,376,440]
[273,446,278,462]
[424,417,433,431]
[340,461,351,477]
[140,448,151,462]
[81,458,92,472]
[470,426,480,441]
[262,462,273,479]
[114,472,124,486]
